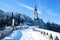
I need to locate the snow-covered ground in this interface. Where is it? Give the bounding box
[2,30,22,40]
[2,27,60,40]
[20,28,49,40]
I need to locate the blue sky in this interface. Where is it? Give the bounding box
[0,0,60,24]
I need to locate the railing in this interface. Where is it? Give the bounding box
[33,28,60,40]
[14,26,60,40]
[1,26,60,40]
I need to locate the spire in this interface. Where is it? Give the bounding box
[35,5,37,11]
[34,3,38,20]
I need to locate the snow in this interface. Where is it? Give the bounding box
[20,28,49,40]
[2,27,60,40]
[20,31,49,40]
[2,30,22,40]
[34,28,60,40]
[20,27,60,40]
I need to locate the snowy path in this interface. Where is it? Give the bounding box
[20,29,49,40]
[2,28,60,40]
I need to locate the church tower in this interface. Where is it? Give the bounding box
[34,5,39,27]
[34,5,38,20]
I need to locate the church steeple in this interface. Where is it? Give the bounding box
[34,5,38,20]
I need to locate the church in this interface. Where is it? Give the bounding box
[33,5,47,29]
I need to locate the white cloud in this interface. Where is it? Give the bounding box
[18,3,41,14]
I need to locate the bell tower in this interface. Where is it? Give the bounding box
[34,5,38,20]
